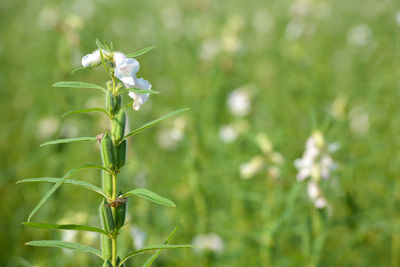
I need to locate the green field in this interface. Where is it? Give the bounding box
[1,0,400,266]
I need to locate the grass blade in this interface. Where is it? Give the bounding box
[122,188,176,207]
[26,164,110,221]
[122,108,189,141]
[40,137,97,147]
[53,81,106,93]
[142,220,183,267]
[62,108,109,118]
[26,240,102,258]
[119,244,194,266]
[126,46,157,58]
[71,63,102,74]
[17,177,109,200]
[23,222,108,235]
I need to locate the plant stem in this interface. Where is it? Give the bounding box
[112,235,117,267]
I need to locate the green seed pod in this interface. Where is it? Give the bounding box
[115,192,127,229]
[102,170,112,197]
[100,200,115,233]
[101,133,116,170]
[112,109,126,143]
[115,140,126,170]
[106,91,122,115]
[99,202,112,259]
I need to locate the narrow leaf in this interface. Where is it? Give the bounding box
[119,245,194,266]
[143,220,183,267]
[53,81,106,93]
[17,177,109,200]
[26,240,101,258]
[71,63,102,74]
[26,164,110,221]
[126,46,157,58]
[122,108,189,141]
[122,188,175,207]
[23,222,108,235]
[124,88,160,95]
[96,39,107,51]
[62,108,109,118]
[40,137,97,147]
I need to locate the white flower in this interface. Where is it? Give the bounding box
[81,49,109,67]
[219,124,238,143]
[239,156,264,179]
[114,56,152,111]
[227,88,251,117]
[192,233,224,253]
[307,181,320,200]
[314,197,327,209]
[347,24,372,47]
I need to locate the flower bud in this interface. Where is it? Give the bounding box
[106,91,122,115]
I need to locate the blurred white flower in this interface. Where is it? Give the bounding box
[130,225,146,250]
[307,181,320,200]
[37,116,59,139]
[219,124,238,143]
[157,118,186,150]
[192,233,224,253]
[60,120,79,138]
[199,38,220,61]
[161,5,182,29]
[227,88,251,117]
[294,131,337,181]
[314,197,327,209]
[285,20,304,39]
[347,24,372,46]
[289,0,311,17]
[240,156,264,179]
[72,0,95,20]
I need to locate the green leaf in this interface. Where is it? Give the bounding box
[17,177,109,200]
[26,240,102,258]
[53,81,106,93]
[119,244,194,266]
[62,108,109,118]
[143,220,183,267]
[71,63,102,74]
[40,137,97,147]
[96,39,108,51]
[122,188,175,207]
[122,108,189,141]
[23,222,108,235]
[25,164,110,222]
[126,46,156,58]
[124,88,160,95]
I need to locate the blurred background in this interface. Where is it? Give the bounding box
[1,0,400,266]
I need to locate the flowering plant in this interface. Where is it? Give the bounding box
[18,40,192,267]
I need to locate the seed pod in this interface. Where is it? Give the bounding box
[115,140,126,170]
[100,200,115,233]
[115,192,127,229]
[99,202,112,259]
[112,109,126,143]
[101,133,116,170]
[102,170,112,197]
[106,91,122,115]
